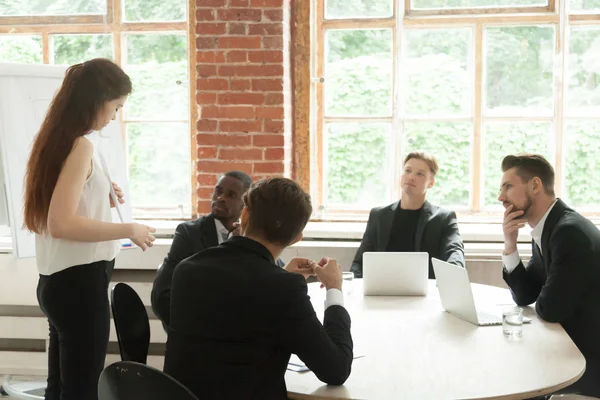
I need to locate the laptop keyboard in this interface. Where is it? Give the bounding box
[477,310,502,325]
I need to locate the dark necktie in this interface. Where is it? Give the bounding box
[533,241,544,263]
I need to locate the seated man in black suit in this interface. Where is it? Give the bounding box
[151,170,256,328]
[351,152,465,279]
[164,178,353,399]
[499,154,600,397]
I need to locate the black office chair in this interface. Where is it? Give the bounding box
[98,361,198,400]
[110,283,150,364]
[153,262,170,333]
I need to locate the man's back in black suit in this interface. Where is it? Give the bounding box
[151,213,287,328]
[151,171,281,329]
[165,237,353,399]
[164,178,353,399]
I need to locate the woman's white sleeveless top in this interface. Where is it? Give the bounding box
[35,141,120,275]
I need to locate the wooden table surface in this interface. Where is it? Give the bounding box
[285,280,585,400]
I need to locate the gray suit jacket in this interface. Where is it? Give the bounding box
[350,201,465,278]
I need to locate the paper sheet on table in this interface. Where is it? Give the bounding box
[287,352,366,372]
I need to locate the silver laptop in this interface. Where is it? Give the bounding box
[363,252,429,296]
[432,258,531,326]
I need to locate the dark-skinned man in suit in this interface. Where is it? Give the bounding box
[151,171,284,329]
[164,178,353,399]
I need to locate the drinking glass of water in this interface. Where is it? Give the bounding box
[502,306,523,337]
[342,272,354,295]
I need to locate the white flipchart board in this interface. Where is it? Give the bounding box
[0,63,132,258]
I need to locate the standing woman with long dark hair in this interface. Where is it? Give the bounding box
[23,58,156,400]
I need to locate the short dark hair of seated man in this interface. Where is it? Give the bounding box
[164,178,353,399]
[499,153,600,397]
[350,151,465,279]
[151,170,259,329]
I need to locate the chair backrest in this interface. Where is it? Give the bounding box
[110,283,150,364]
[98,361,198,400]
[154,263,169,333]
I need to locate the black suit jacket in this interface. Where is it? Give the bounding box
[503,199,600,395]
[151,215,219,328]
[164,236,353,399]
[151,215,286,329]
[351,200,465,278]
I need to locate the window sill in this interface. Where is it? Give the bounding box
[149,219,531,243]
[0,236,12,254]
[303,221,535,243]
[4,217,593,256]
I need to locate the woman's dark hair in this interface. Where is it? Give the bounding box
[24,58,132,233]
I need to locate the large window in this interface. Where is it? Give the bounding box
[0,0,194,219]
[313,0,600,218]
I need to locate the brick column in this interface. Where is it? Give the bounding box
[194,0,288,214]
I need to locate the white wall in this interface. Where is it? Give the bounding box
[0,238,513,375]
[0,238,519,310]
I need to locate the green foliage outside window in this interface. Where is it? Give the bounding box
[326,123,390,206]
[0,0,104,15]
[413,0,545,8]
[1,0,599,212]
[0,15,190,214]
[483,122,552,206]
[323,6,600,210]
[124,0,185,22]
[565,122,600,207]
[52,35,113,65]
[570,0,600,11]
[127,123,191,208]
[0,36,42,64]
[326,0,393,18]
[403,122,472,206]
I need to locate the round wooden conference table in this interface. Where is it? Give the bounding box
[285,279,585,400]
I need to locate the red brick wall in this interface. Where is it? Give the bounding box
[194,0,289,214]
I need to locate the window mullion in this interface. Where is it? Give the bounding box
[42,32,50,64]
[554,0,569,199]
[472,23,483,212]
